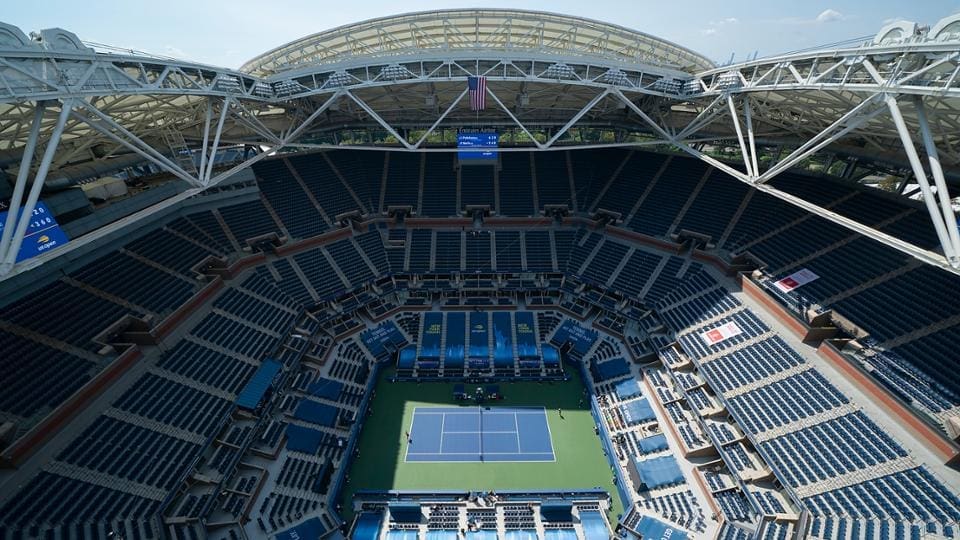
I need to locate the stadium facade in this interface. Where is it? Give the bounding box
[0,8,958,540]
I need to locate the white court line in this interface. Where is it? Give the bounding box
[439,411,446,454]
[514,412,522,453]
[443,430,518,434]
[542,405,557,461]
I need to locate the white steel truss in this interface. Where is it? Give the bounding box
[1,12,960,279]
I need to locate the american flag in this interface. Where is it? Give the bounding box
[468,76,486,111]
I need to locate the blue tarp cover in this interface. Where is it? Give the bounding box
[637,516,688,540]
[386,531,418,540]
[503,531,538,540]
[235,359,282,409]
[592,357,630,382]
[540,500,572,522]
[352,512,383,540]
[361,321,405,360]
[465,531,498,540]
[276,517,325,540]
[638,433,669,454]
[307,377,343,401]
[294,400,339,427]
[389,503,422,523]
[550,320,598,355]
[398,347,416,369]
[579,511,609,540]
[635,455,684,488]
[425,531,459,540]
[620,398,655,425]
[614,378,642,400]
[544,529,578,540]
[285,424,324,454]
[542,345,560,366]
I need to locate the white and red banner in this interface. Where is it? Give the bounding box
[701,321,743,347]
[773,268,820,293]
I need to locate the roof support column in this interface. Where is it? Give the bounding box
[485,86,545,149]
[744,95,759,177]
[345,90,414,150]
[545,88,612,148]
[757,95,884,184]
[414,88,469,148]
[914,95,960,266]
[675,95,725,142]
[612,88,748,182]
[727,94,754,177]
[197,99,214,183]
[0,100,73,276]
[203,97,232,185]
[72,101,200,186]
[887,94,959,265]
[0,101,47,265]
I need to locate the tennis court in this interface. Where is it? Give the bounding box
[405,406,555,462]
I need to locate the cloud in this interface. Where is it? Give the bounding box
[707,17,739,26]
[816,9,844,23]
[162,45,188,59]
[701,16,737,36]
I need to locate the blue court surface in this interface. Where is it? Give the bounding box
[405,406,555,462]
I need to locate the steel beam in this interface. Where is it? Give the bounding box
[344,90,414,150]
[203,98,232,185]
[727,94,754,177]
[886,94,958,263]
[485,86,546,149]
[744,96,759,177]
[280,91,344,144]
[544,88,612,148]
[0,100,72,275]
[74,101,201,185]
[0,101,46,265]
[757,95,884,183]
[413,88,469,148]
[197,99,214,182]
[674,95,725,141]
[69,109,200,186]
[915,96,960,263]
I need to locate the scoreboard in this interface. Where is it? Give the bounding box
[0,201,70,263]
[457,131,498,164]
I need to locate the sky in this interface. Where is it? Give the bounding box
[5,0,959,69]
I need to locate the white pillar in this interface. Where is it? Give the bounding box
[0,102,47,263]
[727,94,754,177]
[914,96,960,266]
[203,98,231,184]
[0,100,73,274]
[198,99,214,184]
[885,95,957,262]
[744,96,760,177]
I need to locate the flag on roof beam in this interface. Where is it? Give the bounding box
[469,76,486,111]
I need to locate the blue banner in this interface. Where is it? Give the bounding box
[0,201,69,263]
[469,312,489,359]
[420,312,443,360]
[444,312,466,368]
[492,312,514,366]
[515,311,538,360]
